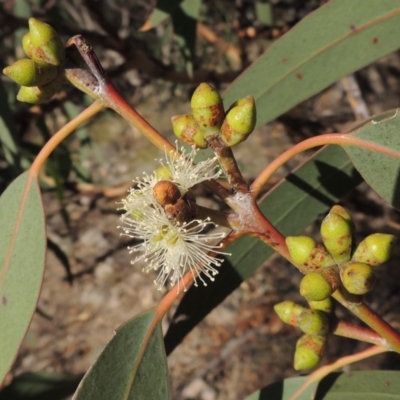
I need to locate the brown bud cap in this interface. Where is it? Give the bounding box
[341,261,376,295]
[352,233,396,267]
[294,334,327,370]
[153,180,181,207]
[298,309,329,335]
[171,114,207,149]
[165,197,196,224]
[190,83,224,139]
[286,236,334,270]
[274,301,306,326]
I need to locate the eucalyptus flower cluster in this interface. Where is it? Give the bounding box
[119,145,228,292]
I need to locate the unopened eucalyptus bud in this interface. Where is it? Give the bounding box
[190,83,224,139]
[155,165,172,180]
[300,272,332,302]
[330,205,352,222]
[294,334,327,370]
[16,77,61,104]
[274,301,306,326]
[352,233,396,267]
[286,236,334,269]
[171,114,207,149]
[321,211,352,263]
[22,33,33,58]
[28,18,65,66]
[220,96,256,147]
[153,180,181,207]
[3,59,57,87]
[298,309,329,335]
[341,261,375,295]
[307,297,333,314]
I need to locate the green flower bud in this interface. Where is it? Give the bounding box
[274,301,306,326]
[352,233,396,267]
[28,18,65,66]
[330,205,352,221]
[190,83,224,139]
[16,78,61,104]
[299,272,332,301]
[341,261,375,295]
[3,59,57,87]
[155,165,172,180]
[298,309,329,335]
[297,310,329,335]
[321,212,352,263]
[22,33,33,58]
[294,334,327,370]
[307,297,334,314]
[171,114,207,149]
[286,236,334,269]
[220,96,256,147]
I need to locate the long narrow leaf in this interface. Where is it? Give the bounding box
[224,0,400,127]
[246,371,400,400]
[344,110,400,210]
[0,172,46,383]
[73,310,170,400]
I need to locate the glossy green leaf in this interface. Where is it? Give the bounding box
[246,371,400,400]
[0,171,46,384]
[343,110,400,210]
[0,372,82,400]
[73,310,170,400]
[164,145,362,354]
[223,0,400,127]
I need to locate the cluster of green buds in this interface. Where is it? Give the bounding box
[3,18,65,104]
[274,299,331,370]
[171,83,256,148]
[274,205,395,370]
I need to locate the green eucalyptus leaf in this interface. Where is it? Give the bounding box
[343,110,400,210]
[0,172,46,384]
[73,310,170,400]
[245,371,400,400]
[171,0,201,76]
[223,0,400,127]
[0,372,82,400]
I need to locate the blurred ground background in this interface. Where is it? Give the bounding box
[2,0,400,399]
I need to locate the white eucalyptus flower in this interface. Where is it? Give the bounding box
[120,202,227,291]
[157,144,222,194]
[119,144,228,291]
